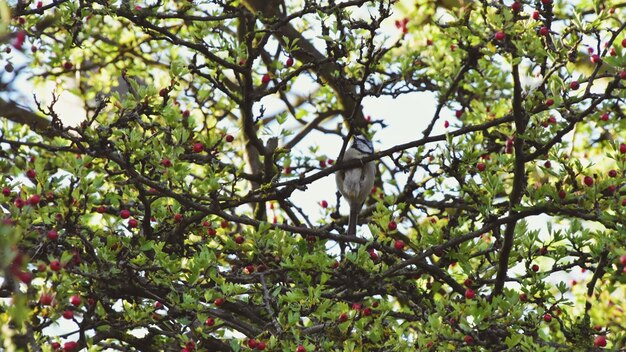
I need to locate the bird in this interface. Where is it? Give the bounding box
[335,135,376,237]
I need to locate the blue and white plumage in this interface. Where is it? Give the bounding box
[335,135,376,236]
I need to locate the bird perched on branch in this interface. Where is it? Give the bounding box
[336,135,376,237]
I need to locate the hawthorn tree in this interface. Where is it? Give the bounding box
[2,0,626,350]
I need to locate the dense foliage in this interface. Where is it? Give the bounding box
[2,0,626,350]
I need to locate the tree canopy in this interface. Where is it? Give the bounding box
[2,0,626,351]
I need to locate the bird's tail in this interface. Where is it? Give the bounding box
[348,206,359,237]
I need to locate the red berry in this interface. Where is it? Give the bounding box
[601,112,609,121]
[362,307,372,316]
[464,335,474,345]
[63,62,73,70]
[590,54,601,64]
[154,301,163,309]
[193,142,204,153]
[584,176,594,187]
[225,134,234,143]
[609,169,617,178]
[205,317,215,326]
[28,194,41,205]
[544,160,551,168]
[532,11,540,20]
[26,169,36,179]
[256,341,266,350]
[128,218,138,228]
[261,74,271,84]
[162,158,172,167]
[622,38,626,48]
[47,230,58,241]
[286,57,294,67]
[13,31,26,50]
[63,341,79,351]
[2,187,10,196]
[546,98,554,106]
[464,288,476,299]
[14,198,25,208]
[519,293,528,302]
[338,312,349,322]
[394,240,405,250]
[543,313,552,322]
[541,0,552,4]
[620,254,626,266]
[388,221,397,231]
[50,259,62,272]
[247,339,258,348]
[96,205,106,213]
[477,162,486,171]
[495,31,505,41]
[16,271,33,284]
[234,235,244,244]
[120,209,131,219]
[214,297,225,306]
[610,47,616,56]
[570,81,580,90]
[464,278,473,287]
[444,120,449,128]
[511,2,522,12]
[320,200,328,208]
[539,27,549,36]
[620,143,626,154]
[182,109,190,118]
[62,309,74,319]
[532,264,539,272]
[174,213,183,222]
[369,250,378,260]
[70,295,81,306]
[207,228,217,236]
[51,342,61,349]
[594,335,607,347]
[296,345,306,352]
[244,264,254,274]
[40,293,53,305]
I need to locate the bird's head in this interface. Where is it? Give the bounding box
[352,135,374,155]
